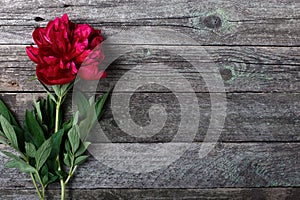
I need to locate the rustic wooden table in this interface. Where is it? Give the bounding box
[0,0,300,199]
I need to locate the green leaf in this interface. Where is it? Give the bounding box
[0,99,19,127]
[0,130,6,144]
[0,150,19,160]
[29,76,37,81]
[39,81,56,103]
[47,92,56,103]
[46,95,56,132]
[33,98,43,124]
[42,174,49,185]
[13,125,25,152]
[8,112,19,128]
[65,140,71,153]
[25,142,36,158]
[63,153,71,167]
[52,85,61,97]
[41,165,49,185]
[74,92,89,117]
[73,111,79,126]
[45,157,58,173]
[5,159,36,173]
[0,115,19,149]
[78,120,90,141]
[78,105,97,141]
[49,129,64,160]
[1,151,34,174]
[60,82,73,96]
[0,130,5,137]
[55,170,66,179]
[35,138,52,170]
[67,126,80,153]
[75,141,91,157]
[34,173,40,184]
[63,118,73,132]
[67,150,73,163]
[0,100,11,123]
[89,96,95,105]
[0,137,8,145]
[74,155,89,165]
[48,172,58,184]
[24,110,45,147]
[95,91,110,119]
[41,165,48,177]
[60,84,69,94]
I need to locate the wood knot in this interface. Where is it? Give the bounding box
[220,68,233,81]
[203,15,222,29]
[34,17,45,22]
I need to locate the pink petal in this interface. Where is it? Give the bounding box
[42,56,58,65]
[74,24,92,39]
[61,13,69,23]
[26,46,39,63]
[75,50,91,64]
[32,28,47,47]
[78,64,106,80]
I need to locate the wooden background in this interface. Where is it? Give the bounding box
[0,0,300,199]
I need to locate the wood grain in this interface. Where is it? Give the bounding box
[1,188,300,200]
[1,92,299,142]
[0,0,299,198]
[0,45,299,92]
[0,143,299,189]
[0,0,299,46]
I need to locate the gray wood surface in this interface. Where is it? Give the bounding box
[1,143,299,189]
[0,46,300,92]
[1,188,300,200]
[0,0,299,199]
[1,92,300,142]
[0,0,300,46]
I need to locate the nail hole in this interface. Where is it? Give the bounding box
[203,15,222,29]
[34,17,45,22]
[9,81,19,87]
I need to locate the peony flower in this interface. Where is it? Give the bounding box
[26,14,106,85]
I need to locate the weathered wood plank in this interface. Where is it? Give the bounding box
[1,188,300,200]
[0,92,299,142]
[0,143,299,189]
[0,0,299,45]
[0,0,299,198]
[0,45,299,92]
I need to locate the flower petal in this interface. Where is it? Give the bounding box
[26,46,39,63]
[78,64,107,80]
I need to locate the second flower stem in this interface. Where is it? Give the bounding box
[30,173,44,200]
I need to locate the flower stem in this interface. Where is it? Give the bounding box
[30,173,44,200]
[61,180,66,200]
[55,96,62,133]
[54,95,66,200]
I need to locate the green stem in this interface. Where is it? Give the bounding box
[55,96,62,133]
[64,165,78,185]
[61,179,65,200]
[24,155,44,200]
[30,173,44,200]
[35,170,46,198]
[54,95,66,200]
